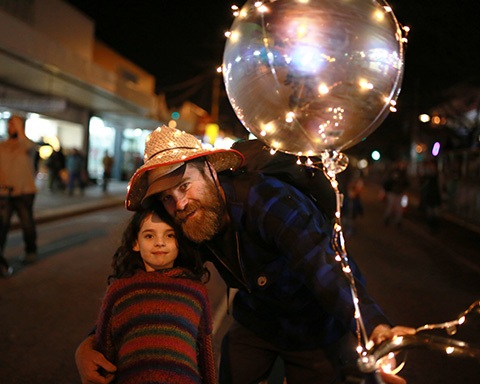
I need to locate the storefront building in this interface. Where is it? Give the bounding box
[0,0,169,186]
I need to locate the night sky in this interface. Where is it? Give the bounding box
[64,0,480,156]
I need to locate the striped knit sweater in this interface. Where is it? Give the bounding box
[95,267,216,384]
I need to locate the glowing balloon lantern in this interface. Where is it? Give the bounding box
[223,0,406,156]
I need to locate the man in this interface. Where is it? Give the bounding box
[0,115,38,273]
[76,126,414,383]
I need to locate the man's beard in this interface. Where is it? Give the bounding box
[174,179,226,243]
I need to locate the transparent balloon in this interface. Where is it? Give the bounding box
[223,0,406,155]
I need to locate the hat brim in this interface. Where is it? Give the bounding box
[141,163,186,208]
[125,148,244,211]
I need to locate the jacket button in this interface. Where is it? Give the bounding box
[257,275,268,287]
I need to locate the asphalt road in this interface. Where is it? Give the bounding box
[346,181,480,383]
[0,181,479,383]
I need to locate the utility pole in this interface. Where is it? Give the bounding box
[211,73,221,123]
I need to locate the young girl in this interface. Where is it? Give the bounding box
[94,208,216,384]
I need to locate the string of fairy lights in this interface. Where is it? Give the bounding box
[222,0,410,362]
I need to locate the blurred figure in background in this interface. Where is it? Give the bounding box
[382,161,409,228]
[46,146,65,192]
[101,150,114,193]
[339,167,364,237]
[347,170,365,221]
[0,115,38,268]
[419,160,442,232]
[66,148,86,196]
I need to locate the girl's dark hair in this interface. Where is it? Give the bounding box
[108,207,208,284]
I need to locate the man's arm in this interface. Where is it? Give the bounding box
[75,334,116,384]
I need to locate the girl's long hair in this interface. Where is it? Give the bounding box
[108,207,208,284]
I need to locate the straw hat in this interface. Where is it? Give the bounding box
[125,125,244,211]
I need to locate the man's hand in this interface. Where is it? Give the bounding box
[380,371,407,384]
[370,324,416,345]
[370,324,416,384]
[75,335,117,384]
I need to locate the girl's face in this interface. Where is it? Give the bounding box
[133,213,178,271]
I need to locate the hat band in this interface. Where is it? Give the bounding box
[147,146,202,162]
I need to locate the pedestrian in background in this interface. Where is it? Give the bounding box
[90,208,215,384]
[0,115,38,269]
[419,160,442,232]
[66,148,86,196]
[347,170,365,220]
[101,150,114,192]
[382,161,409,228]
[46,146,66,192]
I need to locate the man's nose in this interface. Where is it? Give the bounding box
[173,192,188,211]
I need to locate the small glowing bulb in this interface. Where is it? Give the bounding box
[382,362,393,373]
[259,5,268,13]
[231,5,240,17]
[285,111,295,123]
[318,84,329,94]
[374,10,385,21]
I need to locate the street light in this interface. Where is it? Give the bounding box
[371,150,381,161]
[419,114,430,123]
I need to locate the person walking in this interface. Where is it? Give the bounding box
[382,161,409,228]
[101,151,114,192]
[91,208,215,384]
[76,126,415,384]
[66,148,86,196]
[419,160,442,232]
[0,115,38,269]
[46,146,66,192]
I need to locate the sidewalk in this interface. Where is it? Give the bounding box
[12,177,480,236]
[11,180,128,230]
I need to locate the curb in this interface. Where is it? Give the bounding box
[11,197,125,230]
